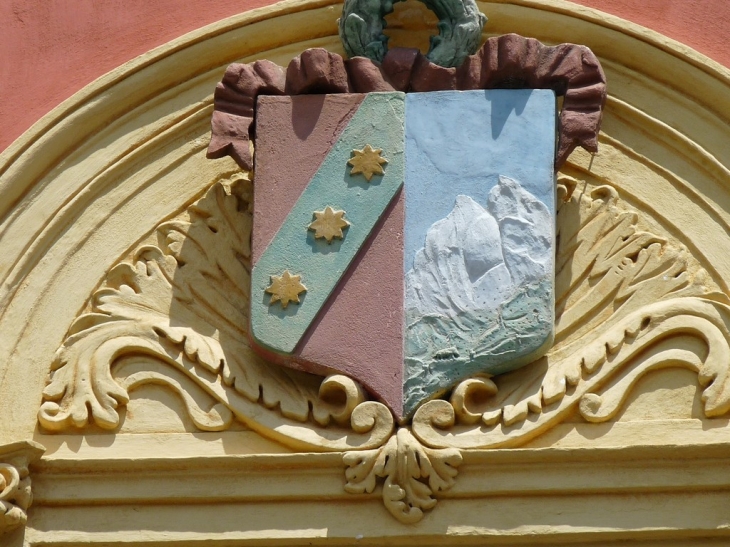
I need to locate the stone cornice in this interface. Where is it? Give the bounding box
[25,442,730,544]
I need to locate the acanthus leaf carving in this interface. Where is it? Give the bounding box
[0,442,44,536]
[412,177,730,449]
[39,174,393,450]
[344,429,462,523]
[37,169,730,520]
[0,463,31,532]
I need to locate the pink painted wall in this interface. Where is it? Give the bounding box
[570,0,730,70]
[0,0,270,153]
[1,0,729,154]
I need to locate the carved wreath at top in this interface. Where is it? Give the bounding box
[338,0,487,67]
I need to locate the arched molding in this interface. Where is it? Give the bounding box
[1,0,730,541]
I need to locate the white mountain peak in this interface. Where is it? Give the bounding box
[405,176,552,318]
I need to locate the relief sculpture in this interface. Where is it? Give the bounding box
[36,0,730,524]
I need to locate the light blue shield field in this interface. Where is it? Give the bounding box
[403,89,557,416]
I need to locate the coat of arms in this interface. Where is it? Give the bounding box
[33,0,730,528]
[207,0,606,422]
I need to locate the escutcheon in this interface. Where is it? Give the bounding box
[250,88,556,420]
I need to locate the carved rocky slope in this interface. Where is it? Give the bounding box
[404,176,553,415]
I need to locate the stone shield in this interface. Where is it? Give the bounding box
[250,89,556,420]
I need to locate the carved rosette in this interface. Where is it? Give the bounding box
[38,172,730,522]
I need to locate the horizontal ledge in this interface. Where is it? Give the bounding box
[34,436,730,468]
[25,491,730,545]
[0,439,45,463]
[31,441,730,506]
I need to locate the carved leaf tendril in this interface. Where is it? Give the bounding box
[344,429,462,523]
[38,175,393,450]
[411,177,730,449]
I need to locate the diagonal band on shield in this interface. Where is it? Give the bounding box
[250,89,556,421]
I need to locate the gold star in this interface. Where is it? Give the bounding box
[265,271,307,309]
[308,206,350,243]
[348,144,388,181]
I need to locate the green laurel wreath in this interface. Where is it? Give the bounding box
[338,0,487,68]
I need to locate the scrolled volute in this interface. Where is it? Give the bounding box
[412,177,730,449]
[38,175,393,451]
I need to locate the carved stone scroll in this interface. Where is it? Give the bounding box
[38,174,393,451]
[411,177,730,449]
[0,442,44,536]
[37,170,730,521]
[208,36,606,170]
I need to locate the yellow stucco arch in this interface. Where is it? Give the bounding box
[1,0,730,543]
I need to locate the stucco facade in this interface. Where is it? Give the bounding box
[2,0,730,544]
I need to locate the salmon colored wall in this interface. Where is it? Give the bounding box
[1,0,729,154]
[570,0,730,67]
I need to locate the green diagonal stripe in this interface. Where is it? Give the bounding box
[251,92,405,353]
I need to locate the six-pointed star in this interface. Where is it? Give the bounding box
[266,145,386,308]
